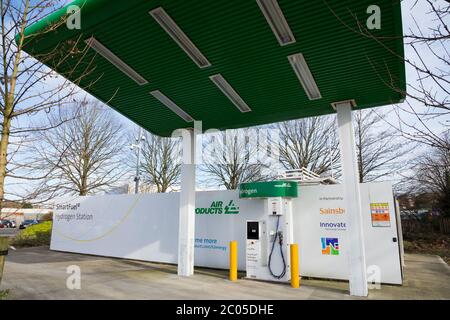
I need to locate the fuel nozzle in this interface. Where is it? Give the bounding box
[278,231,283,245]
[268,216,287,280]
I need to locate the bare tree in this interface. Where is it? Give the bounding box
[354,109,412,183]
[277,111,411,184]
[0,0,96,206]
[277,116,340,177]
[389,0,449,151]
[200,129,273,190]
[138,132,181,193]
[31,99,127,196]
[329,0,449,150]
[409,133,450,216]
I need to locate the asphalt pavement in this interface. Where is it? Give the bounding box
[1,247,449,300]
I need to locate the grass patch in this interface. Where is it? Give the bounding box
[0,289,9,300]
[403,233,450,265]
[12,221,52,248]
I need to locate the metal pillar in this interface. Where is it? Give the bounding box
[334,101,368,297]
[177,128,196,276]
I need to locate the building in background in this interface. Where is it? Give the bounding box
[0,208,53,225]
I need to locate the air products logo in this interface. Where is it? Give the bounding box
[195,200,239,215]
[321,237,339,255]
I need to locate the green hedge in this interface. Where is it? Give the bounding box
[0,290,9,300]
[12,221,52,247]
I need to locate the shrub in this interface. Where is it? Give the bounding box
[12,221,52,247]
[0,290,9,300]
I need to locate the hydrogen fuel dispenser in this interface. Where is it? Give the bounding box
[239,181,298,283]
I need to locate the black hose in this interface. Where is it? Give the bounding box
[268,215,287,279]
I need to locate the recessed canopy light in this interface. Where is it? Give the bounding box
[210,74,252,113]
[150,90,194,123]
[257,0,296,46]
[288,53,322,100]
[150,7,211,69]
[85,37,148,86]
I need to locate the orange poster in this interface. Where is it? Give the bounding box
[370,203,391,227]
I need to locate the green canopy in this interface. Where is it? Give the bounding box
[20,0,405,137]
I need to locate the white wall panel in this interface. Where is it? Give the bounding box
[51,182,402,284]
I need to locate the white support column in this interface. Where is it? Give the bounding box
[334,101,368,297]
[177,128,196,276]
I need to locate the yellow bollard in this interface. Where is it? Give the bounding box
[290,244,300,288]
[229,241,238,281]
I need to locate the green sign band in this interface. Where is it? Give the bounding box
[239,181,298,199]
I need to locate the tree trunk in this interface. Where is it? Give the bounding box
[80,173,88,196]
[0,0,28,209]
[358,152,364,184]
[0,236,8,285]
[0,116,11,209]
